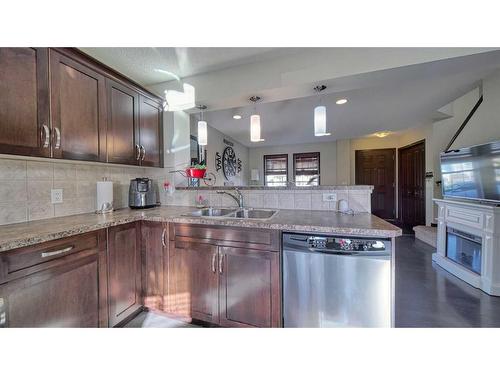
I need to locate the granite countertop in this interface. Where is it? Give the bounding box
[0,206,402,253]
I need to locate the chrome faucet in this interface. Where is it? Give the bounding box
[217,188,244,208]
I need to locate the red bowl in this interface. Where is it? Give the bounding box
[186,168,206,179]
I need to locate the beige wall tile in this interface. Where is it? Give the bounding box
[53,163,76,180]
[54,180,77,199]
[0,180,27,203]
[27,180,52,203]
[263,193,279,209]
[54,199,79,217]
[77,180,96,198]
[0,202,27,225]
[27,161,53,180]
[28,201,54,221]
[311,193,329,210]
[294,192,312,210]
[278,192,294,209]
[0,159,27,179]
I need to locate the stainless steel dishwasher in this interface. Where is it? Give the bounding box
[282,232,393,328]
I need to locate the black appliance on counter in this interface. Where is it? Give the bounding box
[129,178,159,209]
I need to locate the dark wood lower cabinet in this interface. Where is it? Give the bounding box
[167,241,219,324]
[219,247,280,327]
[0,230,107,328]
[107,222,142,327]
[141,221,167,311]
[166,224,281,327]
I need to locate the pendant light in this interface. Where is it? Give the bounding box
[249,96,264,142]
[313,85,330,137]
[196,105,208,146]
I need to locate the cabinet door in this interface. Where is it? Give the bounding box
[108,222,142,327]
[106,79,140,165]
[141,222,166,311]
[218,247,280,327]
[0,48,50,157]
[49,50,107,162]
[0,254,100,328]
[167,241,218,323]
[139,95,163,167]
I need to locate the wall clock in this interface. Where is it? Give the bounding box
[222,146,237,180]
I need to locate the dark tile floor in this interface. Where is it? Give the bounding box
[127,235,500,328]
[395,235,500,327]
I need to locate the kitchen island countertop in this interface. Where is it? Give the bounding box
[0,206,402,252]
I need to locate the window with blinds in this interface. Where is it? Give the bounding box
[293,152,320,186]
[264,154,288,186]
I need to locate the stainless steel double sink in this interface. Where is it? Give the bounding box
[184,207,278,220]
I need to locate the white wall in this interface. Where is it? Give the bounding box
[248,141,337,185]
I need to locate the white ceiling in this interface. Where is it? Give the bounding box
[195,50,500,147]
[80,47,296,86]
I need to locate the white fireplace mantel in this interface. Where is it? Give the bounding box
[433,198,500,295]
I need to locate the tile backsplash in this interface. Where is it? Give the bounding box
[161,188,372,213]
[0,157,148,225]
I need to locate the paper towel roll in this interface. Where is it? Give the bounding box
[96,180,113,212]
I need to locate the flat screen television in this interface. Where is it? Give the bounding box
[440,140,500,203]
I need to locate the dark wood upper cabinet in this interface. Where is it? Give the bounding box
[0,230,107,328]
[218,246,280,327]
[139,95,163,167]
[107,222,142,327]
[0,48,50,157]
[106,79,140,166]
[49,50,107,162]
[167,240,219,324]
[141,222,166,311]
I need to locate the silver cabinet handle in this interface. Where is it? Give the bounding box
[212,252,217,273]
[135,144,141,160]
[41,246,74,258]
[54,127,61,149]
[218,252,224,274]
[161,228,166,247]
[140,145,146,161]
[42,124,50,148]
[0,297,6,328]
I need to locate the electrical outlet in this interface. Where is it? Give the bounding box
[51,189,63,204]
[322,193,337,202]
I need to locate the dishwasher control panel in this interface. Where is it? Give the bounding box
[284,233,391,254]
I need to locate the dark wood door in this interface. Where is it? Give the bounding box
[106,79,140,165]
[399,140,425,233]
[139,95,163,167]
[49,50,107,162]
[0,254,100,328]
[355,148,396,219]
[218,247,280,327]
[0,48,50,157]
[167,241,218,324]
[107,222,142,327]
[141,222,166,311]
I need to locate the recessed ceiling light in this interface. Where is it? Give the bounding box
[233,115,242,120]
[373,131,392,138]
[336,98,348,105]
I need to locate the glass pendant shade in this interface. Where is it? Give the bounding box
[314,105,330,136]
[250,114,264,142]
[198,120,207,146]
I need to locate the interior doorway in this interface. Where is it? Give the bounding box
[355,148,396,220]
[398,140,425,233]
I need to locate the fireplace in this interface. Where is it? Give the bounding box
[446,227,482,274]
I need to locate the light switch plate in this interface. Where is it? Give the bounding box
[51,189,63,204]
[322,193,337,202]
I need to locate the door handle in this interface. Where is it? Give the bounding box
[212,252,217,273]
[41,246,74,258]
[218,253,224,274]
[140,145,146,161]
[135,144,141,160]
[41,124,50,148]
[54,127,61,149]
[161,228,166,247]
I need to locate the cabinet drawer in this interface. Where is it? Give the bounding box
[445,206,484,229]
[0,231,100,284]
[170,223,279,251]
